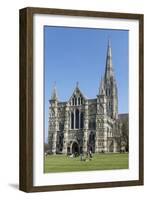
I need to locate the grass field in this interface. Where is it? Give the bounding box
[44,153,128,173]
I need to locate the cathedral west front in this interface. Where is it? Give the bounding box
[48,40,122,155]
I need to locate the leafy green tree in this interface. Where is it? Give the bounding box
[121,116,129,152]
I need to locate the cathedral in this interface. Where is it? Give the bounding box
[48,40,122,155]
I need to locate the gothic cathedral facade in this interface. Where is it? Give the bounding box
[48,41,122,154]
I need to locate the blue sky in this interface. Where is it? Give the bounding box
[44,26,128,142]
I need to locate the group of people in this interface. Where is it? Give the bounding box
[79,145,93,161]
[68,145,93,161]
[80,150,92,161]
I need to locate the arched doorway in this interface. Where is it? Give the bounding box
[71,141,79,154]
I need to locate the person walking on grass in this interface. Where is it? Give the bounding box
[80,147,83,161]
[88,144,92,161]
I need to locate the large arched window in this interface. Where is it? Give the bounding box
[75,109,79,129]
[71,110,84,129]
[80,112,84,129]
[71,112,74,129]
[78,97,80,105]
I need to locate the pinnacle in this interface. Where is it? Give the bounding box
[51,81,58,100]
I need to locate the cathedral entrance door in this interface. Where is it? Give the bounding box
[71,141,79,155]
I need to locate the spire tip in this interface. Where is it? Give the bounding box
[51,81,58,100]
[108,37,111,47]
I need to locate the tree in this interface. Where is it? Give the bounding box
[121,121,129,151]
[119,114,129,152]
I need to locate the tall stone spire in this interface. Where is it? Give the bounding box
[104,39,114,80]
[51,82,58,100]
[100,39,118,119]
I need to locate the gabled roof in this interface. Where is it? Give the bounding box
[68,82,87,102]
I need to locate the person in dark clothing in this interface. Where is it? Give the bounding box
[80,147,83,161]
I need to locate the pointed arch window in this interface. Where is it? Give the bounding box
[78,97,80,105]
[75,109,79,129]
[75,98,77,105]
[71,112,74,129]
[72,98,74,106]
[80,112,84,129]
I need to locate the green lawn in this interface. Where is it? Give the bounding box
[44,153,128,173]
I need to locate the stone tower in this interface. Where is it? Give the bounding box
[99,40,118,119]
[48,83,59,154]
